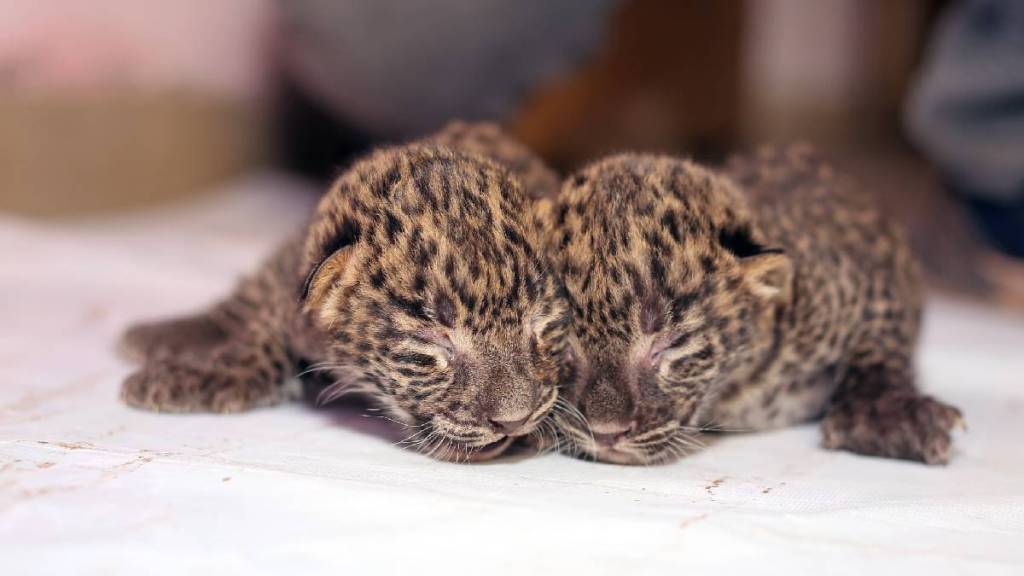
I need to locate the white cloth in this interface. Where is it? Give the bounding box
[2,173,1022,575]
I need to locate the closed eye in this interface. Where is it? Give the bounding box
[649,331,718,387]
[667,344,713,370]
[649,331,702,363]
[391,352,438,368]
[394,332,456,370]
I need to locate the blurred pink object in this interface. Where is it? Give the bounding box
[0,0,275,101]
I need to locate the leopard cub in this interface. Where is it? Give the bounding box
[541,145,962,465]
[120,123,572,462]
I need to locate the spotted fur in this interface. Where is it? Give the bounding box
[429,120,560,201]
[120,123,571,462]
[544,145,963,465]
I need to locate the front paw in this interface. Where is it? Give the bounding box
[121,360,272,414]
[821,393,964,465]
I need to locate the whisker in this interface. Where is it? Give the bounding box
[555,397,591,434]
[691,416,751,434]
[556,420,596,461]
[295,360,357,380]
[375,414,419,428]
[418,431,440,457]
[677,432,707,451]
[316,381,353,406]
[533,419,562,455]
[553,398,595,451]
[424,430,449,460]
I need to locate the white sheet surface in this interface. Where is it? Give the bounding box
[2,173,1023,575]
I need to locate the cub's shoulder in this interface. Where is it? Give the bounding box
[724,143,850,201]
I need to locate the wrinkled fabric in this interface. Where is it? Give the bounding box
[1,174,1022,575]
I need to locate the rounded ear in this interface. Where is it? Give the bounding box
[740,250,792,301]
[300,210,363,317]
[300,246,358,314]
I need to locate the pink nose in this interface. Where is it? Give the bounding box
[490,416,530,435]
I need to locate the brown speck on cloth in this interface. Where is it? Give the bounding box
[705,477,725,494]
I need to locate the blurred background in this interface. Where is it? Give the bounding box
[2,0,1022,306]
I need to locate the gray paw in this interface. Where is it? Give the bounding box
[121,359,278,414]
[822,393,963,465]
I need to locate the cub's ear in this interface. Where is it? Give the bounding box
[300,213,363,314]
[300,246,358,313]
[740,250,792,301]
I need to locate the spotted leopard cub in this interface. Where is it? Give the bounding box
[121,125,571,462]
[544,145,963,465]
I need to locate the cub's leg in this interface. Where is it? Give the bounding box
[820,362,963,465]
[121,313,231,362]
[121,332,299,413]
[120,239,306,413]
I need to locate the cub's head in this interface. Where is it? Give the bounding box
[545,154,792,464]
[301,144,572,462]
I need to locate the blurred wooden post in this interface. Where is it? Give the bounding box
[512,0,745,169]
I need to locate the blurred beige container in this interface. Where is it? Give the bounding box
[0,92,266,216]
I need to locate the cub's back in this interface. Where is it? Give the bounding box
[725,144,922,370]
